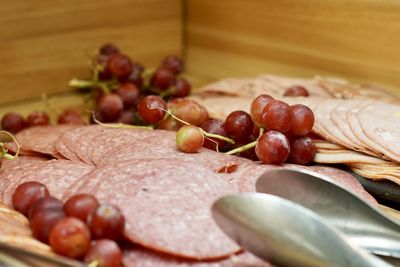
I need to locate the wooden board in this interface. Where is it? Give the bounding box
[0,0,182,104]
[185,0,400,94]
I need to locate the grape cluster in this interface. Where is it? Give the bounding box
[1,109,84,134]
[193,92,316,165]
[72,43,192,126]
[12,182,123,266]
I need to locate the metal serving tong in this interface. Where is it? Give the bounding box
[212,193,392,267]
[255,168,400,259]
[0,241,84,267]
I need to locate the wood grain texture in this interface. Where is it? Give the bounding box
[0,0,182,104]
[185,0,400,94]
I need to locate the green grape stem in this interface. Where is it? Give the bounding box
[0,131,20,160]
[147,106,235,145]
[225,141,257,155]
[91,113,153,130]
[224,128,264,155]
[69,78,116,94]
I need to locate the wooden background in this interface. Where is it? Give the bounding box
[2,0,400,113]
[185,0,400,94]
[0,0,182,106]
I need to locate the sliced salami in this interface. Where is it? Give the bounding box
[0,160,49,205]
[14,125,77,157]
[66,159,240,260]
[96,130,244,172]
[123,247,270,267]
[2,160,93,205]
[55,127,87,161]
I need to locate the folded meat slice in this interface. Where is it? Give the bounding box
[357,101,400,163]
[2,160,93,206]
[64,159,240,260]
[123,247,270,267]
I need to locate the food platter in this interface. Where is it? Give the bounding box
[1,43,400,266]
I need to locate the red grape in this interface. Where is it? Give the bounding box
[116,83,140,110]
[224,110,254,142]
[288,104,315,136]
[28,196,63,220]
[88,204,125,241]
[288,137,316,165]
[157,117,179,131]
[117,110,134,125]
[150,67,175,90]
[30,209,65,243]
[284,85,309,97]
[176,125,204,153]
[255,131,290,164]
[250,94,274,128]
[200,119,227,151]
[238,145,258,161]
[99,43,119,56]
[27,111,50,127]
[12,182,50,216]
[171,99,209,127]
[49,217,91,258]
[162,55,183,74]
[172,78,191,97]
[1,112,26,133]
[137,95,167,124]
[262,100,294,132]
[64,194,99,223]
[58,109,84,125]
[92,88,105,103]
[84,239,122,267]
[124,63,144,88]
[105,54,133,80]
[97,94,124,123]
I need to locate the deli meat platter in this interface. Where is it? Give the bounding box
[1,50,400,266]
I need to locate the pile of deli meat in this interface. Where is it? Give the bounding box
[0,125,376,266]
[192,75,400,184]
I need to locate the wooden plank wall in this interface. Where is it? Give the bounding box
[0,0,182,105]
[185,0,400,94]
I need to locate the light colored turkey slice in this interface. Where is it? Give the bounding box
[331,99,380,157]
[313,99,356,149]
[314,152,392,164]
[346,101,385,158]
[357,101,400,163]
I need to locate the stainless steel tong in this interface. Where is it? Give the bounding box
[212,168,400,267]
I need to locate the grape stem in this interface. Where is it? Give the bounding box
[0,131,20,160]
[224,128,264,155]
[87,260,99,267]
[147,106,235,144]
[225,141,257,155]
[69,78,116,93]
[91,112,153,130]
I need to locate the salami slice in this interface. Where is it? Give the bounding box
[2,160,93,205]
[88,128,162,165]
[66,159,240,260]
[14,125,77,157]
[96,129,243,171]
[56,127,87,161]
[0,160,48,205]
[123,247,270,267]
